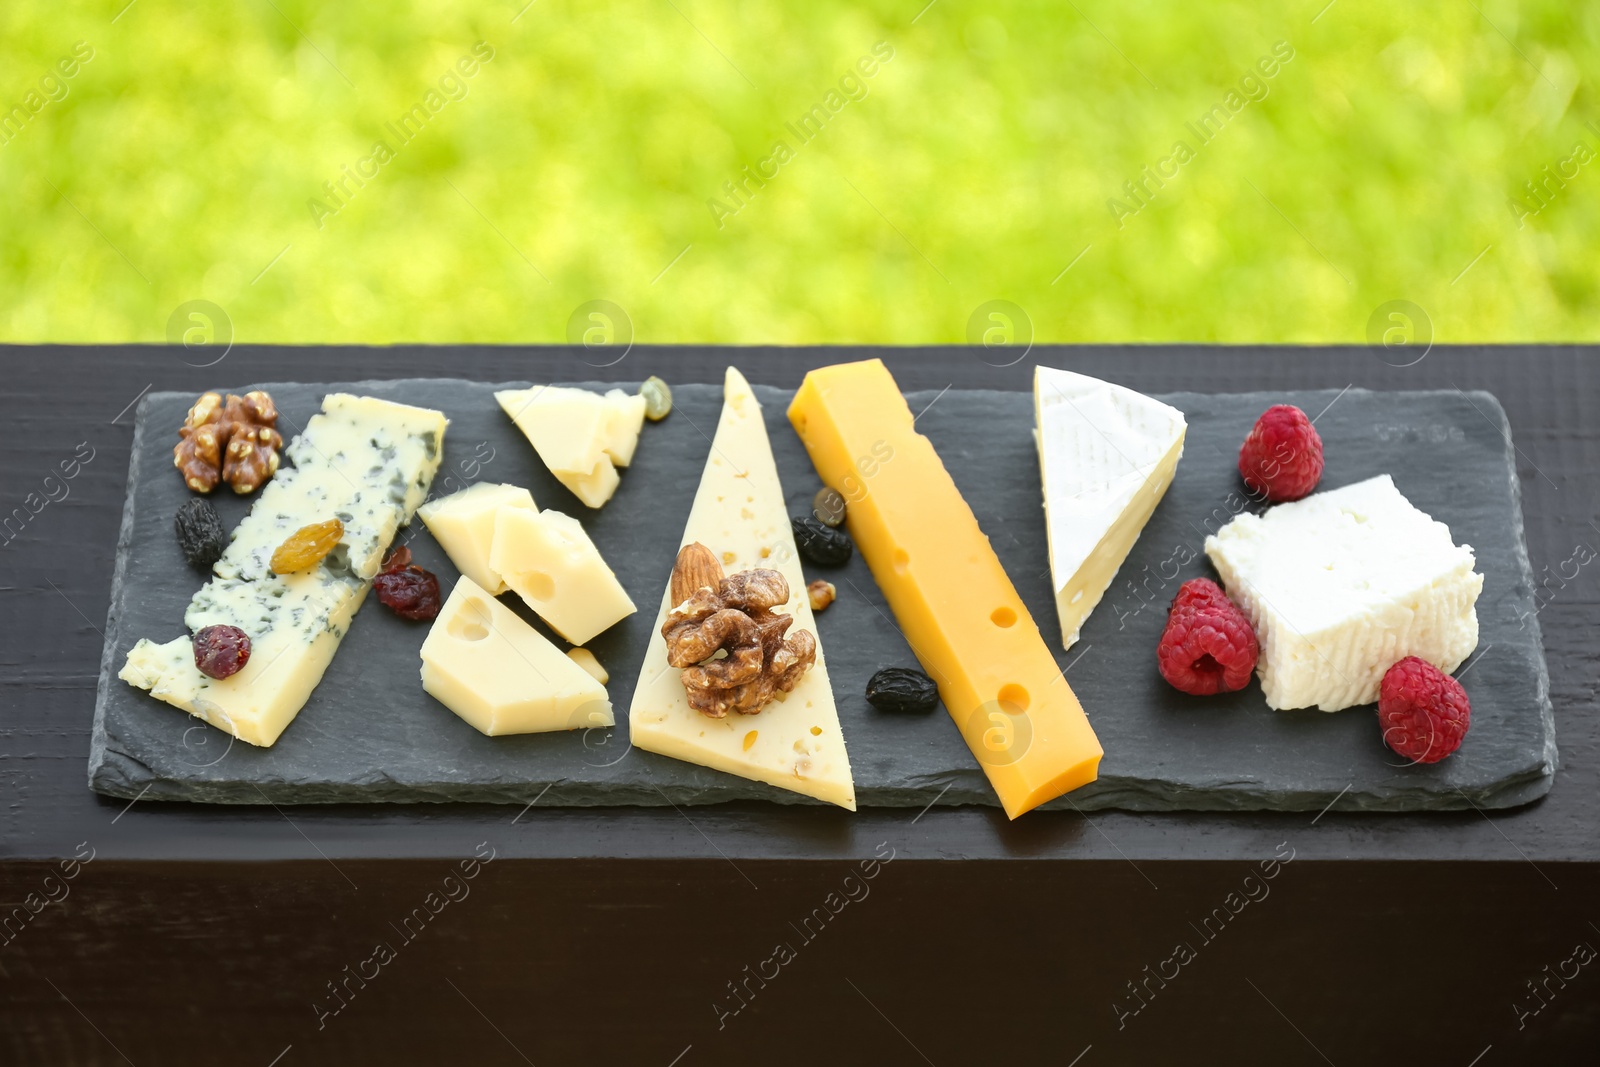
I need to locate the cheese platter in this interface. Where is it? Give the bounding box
[89,363,1556,813]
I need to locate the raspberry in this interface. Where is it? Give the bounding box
[1378,656,1471,764]
[1157,578,1259,695]
[1239,404,1324,502]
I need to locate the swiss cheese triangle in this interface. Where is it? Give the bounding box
[628,368,855,810]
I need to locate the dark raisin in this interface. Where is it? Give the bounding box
[865,667,939,713]
[374,561,442,620]
[812,487,847,527]
[174,499,228,569]
[193,625,251,679]
[791,516,852,566]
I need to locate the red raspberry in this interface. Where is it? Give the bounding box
[1239,404,1324,502]
[1378,656,1471,764]
[1157,578,1259,695]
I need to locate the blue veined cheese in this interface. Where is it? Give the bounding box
[120,571,369,747]
[215,394,448,581]
[120,393,448,747]
[1205,474,1483,712]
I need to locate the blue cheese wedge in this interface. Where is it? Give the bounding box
[120,394,449,747]
[628,368,855,810]
[214,394,447,582]
[1205,474,1483,711]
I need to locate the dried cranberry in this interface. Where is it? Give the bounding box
[193,625,251,679]
[374,564,442,620]
[382,546,413,571]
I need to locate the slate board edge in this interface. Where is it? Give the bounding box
[87,380,1556,814]
[1487,387,1560,788]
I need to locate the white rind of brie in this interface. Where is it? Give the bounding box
[1205,474,1483,712]
[1034,366,1187,650]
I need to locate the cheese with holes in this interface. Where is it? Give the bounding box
[788,358,1101,819]
[120,394,448,746]
[630,368,855,810]
[421,576,613,735]
[417,482,537,594]
[489,507,636,645]
[1034,367,1186,649]
[1205,474,1483,711]
[495,386,646,508]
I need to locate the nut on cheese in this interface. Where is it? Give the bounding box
[420,576,613,735]
[629,368,855,810]
[788,358,1102,818]
[417,482,537,594]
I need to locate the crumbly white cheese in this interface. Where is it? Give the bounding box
[1205,474,1483,711]
[1034,367,1186,650]
[120,394,449,747]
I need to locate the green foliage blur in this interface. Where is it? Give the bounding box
[1,1,1596,344]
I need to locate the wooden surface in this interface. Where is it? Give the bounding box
[2,345,1597,1063]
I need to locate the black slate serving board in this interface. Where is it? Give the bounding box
[89,378,1555,812]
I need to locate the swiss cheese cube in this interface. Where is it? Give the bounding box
[420,577,613,736]
[788,359,1102,819]
[417,482,537,594]
[489,507,636,645]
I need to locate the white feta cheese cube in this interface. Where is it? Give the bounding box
[1204,474,1483,711]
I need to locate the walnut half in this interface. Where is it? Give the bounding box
[661,543,818,718]
[174,390,284,494]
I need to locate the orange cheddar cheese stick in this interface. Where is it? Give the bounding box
[788,359,1102,818]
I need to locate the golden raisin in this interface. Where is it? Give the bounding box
[269,518,344,574]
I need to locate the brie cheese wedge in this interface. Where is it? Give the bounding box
[1034,367,1186,650]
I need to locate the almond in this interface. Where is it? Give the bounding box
[670,542,725,605]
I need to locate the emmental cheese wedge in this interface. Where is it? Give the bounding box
[417,482,537,594]
[495,386,646,508]
[489,507,636,645]
[788,359,1102,818]
[629,368,855,810]
[1034,367,1186,650]
[421,577,613,735]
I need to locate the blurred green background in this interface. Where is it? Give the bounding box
[1,1,1596,344]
